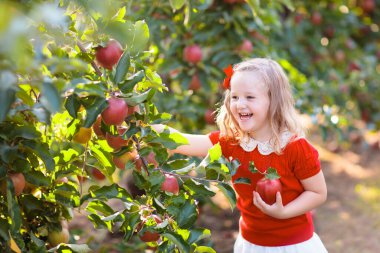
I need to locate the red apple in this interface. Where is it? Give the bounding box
[294,13,304,24]
[91,168,106,180]
[135,152,158,171]
[161,174,179,195]
[189,74,201,91]
[256,178,282,205]
[204,109,215,125]
[183,44,202,64]
[139,214,162,242]
[113,150,138,170]
[9,173,26,196]
[361,0,375,13]
[310,12,322,25]
[238,39,253,53]
[348,62,361,72]
[95,40,123,70]
[101,97,129,126]
[93,115,105,139]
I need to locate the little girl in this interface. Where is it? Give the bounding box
[156,58,328,253]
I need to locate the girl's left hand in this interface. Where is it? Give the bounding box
[253,191,287,219]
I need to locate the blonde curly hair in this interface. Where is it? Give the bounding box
[216,58,304,154]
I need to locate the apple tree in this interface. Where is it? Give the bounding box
[0,0,241,252]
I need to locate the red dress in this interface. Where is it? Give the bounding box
[208,131,321,247]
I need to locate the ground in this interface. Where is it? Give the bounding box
[69,129,380,253]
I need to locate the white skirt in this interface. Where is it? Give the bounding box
[233,233,328,253]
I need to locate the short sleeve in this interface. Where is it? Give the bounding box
[292,138,321,180]
[208,131,220,145]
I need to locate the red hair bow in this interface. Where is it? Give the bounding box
[223,64,233,90]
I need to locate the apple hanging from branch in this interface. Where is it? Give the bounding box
[95,40,123,70]
[101,97,130,126]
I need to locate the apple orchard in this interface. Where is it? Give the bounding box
[1,0,379,253]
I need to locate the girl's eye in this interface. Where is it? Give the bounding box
[231,96,238,100]
[247,96,255,99]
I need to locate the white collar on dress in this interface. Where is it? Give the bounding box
[239,130,294,155]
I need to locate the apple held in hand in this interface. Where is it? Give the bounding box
[256,177,282,205]
[95,40,123,69]
[101,97,129,126]
[161,174,179,195]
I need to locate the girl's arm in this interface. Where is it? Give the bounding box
[253,170,327,219]
[151,124,213,157]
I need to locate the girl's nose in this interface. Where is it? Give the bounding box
[236,99,246,109]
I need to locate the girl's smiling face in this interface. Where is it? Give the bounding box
[229,71,271,141]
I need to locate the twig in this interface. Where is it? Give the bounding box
[76,41,103,77]
[156,167,225,184]
[132,135,150,176]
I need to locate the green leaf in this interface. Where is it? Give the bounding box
[24,171,51,187]
[139,69,167,92]
[29,232,45,248]
[20,195,44,214]
[177,201,198,229]
[234,177,251,185]
[0,70,17,122]
[118,70,144,93]
[169,162,195,175]
[122,89,155,106]
[86,200,115,216]
[53,183,80,207]
[188,228,211,245]
[194,246,216,253]
[216,183,236,210]
[6,178,22,232]
[23,140,55,171]
[248,161,259,174]
[16,88,34,107]
[89,183,132,202]
[0,218,10,241]
[83,97,108,128]
[0,88,16,122]
[9,125,41,140]
[162,231,190,253]
[40,81,61,114]
[48,244,92,253]
[266,167,280,180]
[148,169,165,187]
[183,179,215,198]
[209,143,222,162]
[131,20,150,54]
[64,94,81,119]
[169,0,186,10]
[150,130,188,150]
[91,146,113,172]
[113,51,130,84]
[120,207,141,240]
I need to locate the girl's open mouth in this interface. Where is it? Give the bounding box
[239,113,253,120]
